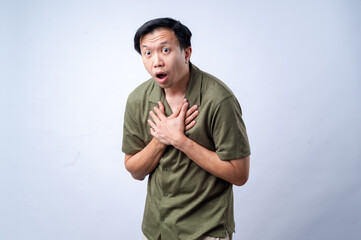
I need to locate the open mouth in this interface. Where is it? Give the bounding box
[156,73,167,80]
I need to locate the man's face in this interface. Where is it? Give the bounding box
[140,28,191,89]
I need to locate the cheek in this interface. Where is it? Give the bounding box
[173,57,185,72]
[169,56,183,70]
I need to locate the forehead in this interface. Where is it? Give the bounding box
[140,28,179,47]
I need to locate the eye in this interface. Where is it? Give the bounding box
[162,48,169,53]
[144,50,151,56]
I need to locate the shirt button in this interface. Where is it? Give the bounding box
[164,192,168,197]
[161,217,165,222]
[164,168,168,172]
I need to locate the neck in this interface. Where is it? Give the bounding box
[164,66,190,113]
[164,66,191,98]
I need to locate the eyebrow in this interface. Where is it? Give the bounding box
[141,41,169,49]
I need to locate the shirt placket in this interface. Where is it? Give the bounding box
[158,149,172,237]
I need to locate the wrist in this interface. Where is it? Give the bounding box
[151,137,167,151]
[172,134,189,150]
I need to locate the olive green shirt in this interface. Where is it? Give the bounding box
[122,64,250,240]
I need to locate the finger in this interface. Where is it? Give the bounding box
[147,119,156,129]
[179,102,189,120]
[157,101,165,113]
[186,104,198,118]
[154,106,166,120]
[185,109,198,125]
[171,99,188,118]
[185,120,196,131]
[170,104,182,118]
[149,110,160,123]
[150,127,156,137]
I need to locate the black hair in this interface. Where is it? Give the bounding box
[134,17,192,54]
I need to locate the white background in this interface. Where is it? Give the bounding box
[1,0,360,239]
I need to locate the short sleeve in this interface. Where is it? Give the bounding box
[212,96,251,160]
[122,96,146,155]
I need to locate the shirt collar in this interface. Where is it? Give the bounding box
[149,63,202,109]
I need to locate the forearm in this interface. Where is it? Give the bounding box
[124,138,166,180]
[173,136,249,186]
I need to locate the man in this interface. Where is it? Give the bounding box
[122,18,250,240]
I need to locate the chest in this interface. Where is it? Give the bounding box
[165,95,185,114]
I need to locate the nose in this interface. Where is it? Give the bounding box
[153,53,164,68]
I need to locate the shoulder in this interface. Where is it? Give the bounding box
[127,78,154,104]
[198,68,235,103]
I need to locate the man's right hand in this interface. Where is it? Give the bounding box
[148,99,198,145]
[125,99,198,180]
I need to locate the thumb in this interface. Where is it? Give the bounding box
[170,99,187,118]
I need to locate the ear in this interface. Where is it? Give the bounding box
[184,46,192,63]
